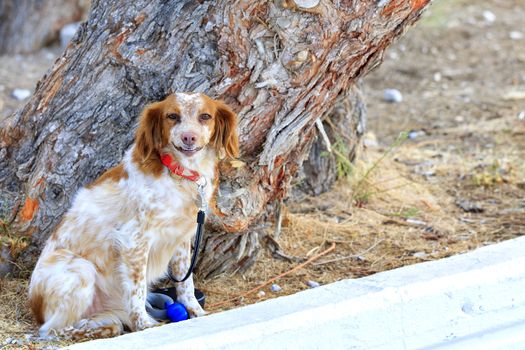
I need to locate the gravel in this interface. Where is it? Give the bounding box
[270,284,282,292]
[11,88,31,100]
[383,88,403,103]
[307,280,320,288]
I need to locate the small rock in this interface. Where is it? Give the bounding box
[413,251,427,259]
[419,170,436,177]
[406,218,426,226]
[270,284,282,292]
[257,290,266,297]
[502,89,525,100]
[509,31,524,40]
[12,88,31,100]
[482,10,496,23]
[456,199,484,213]
[518,111,525,120]
[383,88,403,103]
[363,132,379,148]
[60,22,81,47]
[433,72,442,82]
[388,51,399,60]
[407,129,427,139]
[5,338,13,344]
[307,280,320,288]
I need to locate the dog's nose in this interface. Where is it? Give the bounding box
[181,132,197,146]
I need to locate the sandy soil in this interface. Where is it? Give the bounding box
[1,0,524,348]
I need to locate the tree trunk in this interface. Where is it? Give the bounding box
[0,0,88,54]
[293,82,366,198]
[0,0,431,277]
[197,83,366,278]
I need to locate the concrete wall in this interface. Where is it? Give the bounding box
[68,236,525,350]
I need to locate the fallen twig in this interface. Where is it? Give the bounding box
[313,239,384,266]
[208,242,336,309]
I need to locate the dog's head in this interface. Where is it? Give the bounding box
[135,93,239,162]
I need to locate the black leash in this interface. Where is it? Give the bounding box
[167,177,208,283]
[147,172,207,321]
[168,210,205,283]
[148,209,205,320]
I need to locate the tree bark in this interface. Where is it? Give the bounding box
[0,0,431,277]
[0,0,88,54]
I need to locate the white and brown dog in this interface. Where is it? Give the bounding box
[28,93,239,338]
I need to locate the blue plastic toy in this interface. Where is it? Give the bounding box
[165,302,189,322]
[146,292,187,322]
[146,291,190,323]
[146,288,205,323]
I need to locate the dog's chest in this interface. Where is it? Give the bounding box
[142,176,212,282]
[143,180,200,234]
[145,207,195,283]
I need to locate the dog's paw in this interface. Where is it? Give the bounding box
[178,295,207,318]
[131,313,159,331]
[37,326,59,341]
[187,304,207,318]
[74,318,98,330]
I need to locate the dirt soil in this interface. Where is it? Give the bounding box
[1,0,525,348]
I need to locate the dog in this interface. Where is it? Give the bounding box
[28,93,239,338]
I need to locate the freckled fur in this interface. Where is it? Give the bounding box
[28,93,239,339]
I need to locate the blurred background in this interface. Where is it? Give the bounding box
[0,0,524,347]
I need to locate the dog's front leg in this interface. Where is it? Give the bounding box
[119,226,157,331]
[170,242,206,318]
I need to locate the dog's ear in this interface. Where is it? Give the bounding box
[135,102,164,161]
[211,101,239,159]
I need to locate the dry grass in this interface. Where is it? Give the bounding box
[2,0,525,348]
[202,112,524,314]
[203,138,468,313]
[0,120,522,342]
[2,88,524,350]
[0,278,73,349]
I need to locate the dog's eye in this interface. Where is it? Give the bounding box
[167,113,181,122]
[199,114,212,122]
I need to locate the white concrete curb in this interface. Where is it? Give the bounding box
[67,236,525,350]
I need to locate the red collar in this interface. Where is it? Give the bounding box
[160,154,201,182]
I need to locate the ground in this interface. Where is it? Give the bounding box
[1,0,525,348]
